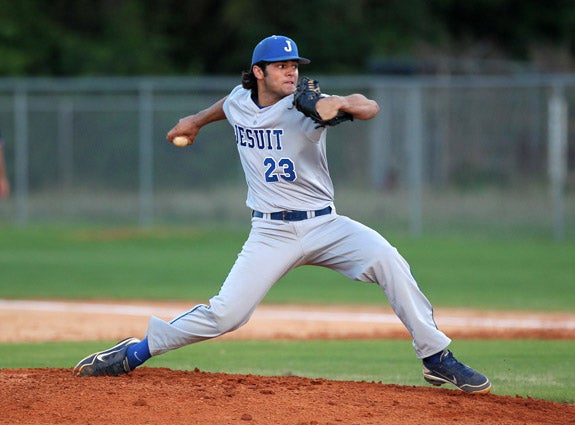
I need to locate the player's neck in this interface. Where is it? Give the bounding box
[253,84,287,107]
[251,93,267,109]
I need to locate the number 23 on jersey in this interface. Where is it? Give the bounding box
[264,157,297,182]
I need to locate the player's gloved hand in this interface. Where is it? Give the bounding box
[293,77,353,127]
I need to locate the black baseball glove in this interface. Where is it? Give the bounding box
[293,76,353,127]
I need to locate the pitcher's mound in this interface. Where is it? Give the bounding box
[1,368,573,425]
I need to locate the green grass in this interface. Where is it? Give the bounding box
[0,224,573,311]
[1,339,573,404]
[1,224,574,404]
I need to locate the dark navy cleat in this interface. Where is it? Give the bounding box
[422,349,491,394]
[73,337,140,377]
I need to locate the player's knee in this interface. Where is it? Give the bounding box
[357,244,411,283]
[211,307,250,334]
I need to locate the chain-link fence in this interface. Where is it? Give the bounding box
[0,75,573,239]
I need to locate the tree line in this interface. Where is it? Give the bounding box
[1,0,573,76]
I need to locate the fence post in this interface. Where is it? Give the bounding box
[57,98,74,189]
[368,85,389,189]
[14,88,29,226]
[548,85,567,241]
[138,83,154,226]
[406,85,423,238]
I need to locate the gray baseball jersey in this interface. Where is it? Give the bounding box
[146,85,451,360]
[225,84,333,212]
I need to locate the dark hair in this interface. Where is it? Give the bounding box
[241,61,268,93]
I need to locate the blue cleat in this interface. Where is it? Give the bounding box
[73,337,140,377]
[422,349,491,394]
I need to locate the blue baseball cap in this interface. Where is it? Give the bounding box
[251,35,311,66]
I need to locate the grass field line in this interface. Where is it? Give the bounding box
[2,299,575,331]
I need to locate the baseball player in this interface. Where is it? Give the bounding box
[0,130,9,199]
[74,35,491,394]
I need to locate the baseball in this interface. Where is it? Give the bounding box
[172,136,190,147]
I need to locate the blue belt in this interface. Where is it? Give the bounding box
[252,206,332,221]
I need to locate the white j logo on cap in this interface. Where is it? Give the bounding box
[284,40,293,52]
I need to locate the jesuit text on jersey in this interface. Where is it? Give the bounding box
[234,125,283,150]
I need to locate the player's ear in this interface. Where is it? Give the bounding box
[253,64,265,80]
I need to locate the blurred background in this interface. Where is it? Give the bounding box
[0,0,573,239]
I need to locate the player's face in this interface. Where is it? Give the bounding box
[256,60,299,105]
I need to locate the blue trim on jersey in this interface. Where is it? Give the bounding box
[170,304,210,325]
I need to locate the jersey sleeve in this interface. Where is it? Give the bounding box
[223,85,244,122]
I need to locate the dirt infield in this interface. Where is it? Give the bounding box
[1,300,574,424]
